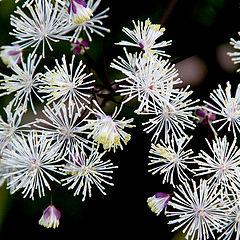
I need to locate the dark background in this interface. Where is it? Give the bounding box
[0,0,239,238]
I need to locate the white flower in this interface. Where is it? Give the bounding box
[1,131,63,199]
[141,86,198,143]
[111,48,181,113]
[15,0,35,8]
[10,0,71,58]
[116,18,172,57]
[194,135,240,193]
[61,144,117,201]
[84,100,135,152]
[148,135,195,187]
[38,54,95,114]
[39,205,61,229]
[147,192,170,216]
[65,0,110,41]
[0,101,32,152]
[0,45,22,67]
[35,102,93,154]
[228,35,240,72]
[167,179,230,240]
[203,81,240,137]
[219,203,240,240]
[0,54,43,114]
[68,0,93,24]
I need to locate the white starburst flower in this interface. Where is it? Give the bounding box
[147,192,171,216]
[116,18,172,57]
[0,54,43,114]
[148,135,195,187]
[15,0,35,8]
[166,179,230,240]
[228,35,240,72]
[38,54,94,114]
[0,45,23,67]
[0,101,32,152]
[66,0,110,41]
[84,100,135,152]
[194,135,240,194]
[10,0,71,58]
[35,102,93,155]
[0,131,63,200]
[111,48,181,113]
[61,144,117,201]
[141,86,198,143]
[39,205,61,229]
[203,82,240,137]
[219,203,240,240]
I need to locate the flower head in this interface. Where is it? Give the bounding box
[0,45,22,67]
[204,81,240,137]
[39,205,61,229]
[194,135,240,193]
[10,0,71,58]
[111,49,181,113]
[1,131,63,199]
[68,0,93,24]
[116,18,172,57]
[84,100,135,152]
[0,101,32,152]
[0,53,43,114]
[61,144,118,201]
[147,192,170,216]
[228,35,240,72]
[39,54,94,113]
[66,0,110,41]
[149,135,195,186]
[141,86,198,143]
[167,179,230,240]
[35,102,93,155]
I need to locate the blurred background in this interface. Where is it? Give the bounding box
[0,0,239,238]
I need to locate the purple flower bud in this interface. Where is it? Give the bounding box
[196,105,216,125]
[147,192,171,215]
[71,38,89,55]
[39,205,61,229]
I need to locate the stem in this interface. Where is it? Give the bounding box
[159,0,179,25]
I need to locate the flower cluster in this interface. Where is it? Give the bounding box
[1,1,240,238]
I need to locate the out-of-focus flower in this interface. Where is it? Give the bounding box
[228,35,240,72]
[84,100,135,152]
[66,0,110,41]
[204,81,240,137]
[149,135,195,186]
[116,18,172,57]
[71,38,89,55]
[0,45,22,67]
[167,179,230,240]
[10,0,71,58]
[15,0,34,8]
[38,54,94,113]
[61,144,117,201]
[1,132,63,199]
[39,205,61,229]
[195,135,240,194]
[147,192,170,216]
[0,54,43,115]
